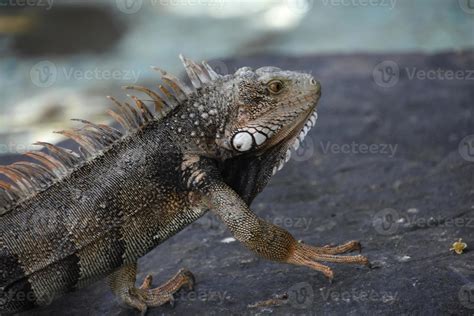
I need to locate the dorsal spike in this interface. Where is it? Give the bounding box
[107,109,130,131]
[123,85,168,113]
[151,67,193,97]
[0,166,29,195]
[70,119,119,144]
[12,161,56,186]
[0,166,33,196]
[77,128,112,148]
[158,85,179,108]
[0,185,15,213]
[53,131,96,158]
[107,96,138,131]
[161,78,187,102]
[124,102,143,128]
[0,166,22,183]
[202,61,221,80]
[25,151,68,176]
[129,95,154,122]
[34,142,80,168]
[0,180,20,199]
[183,56,211,84]
[193,63,211,84]
[0,180,14,191]
[8,164,44,189]
[98,123,123,139]
[77,146,89,159]
[0,54,217,216]
[179,54,202,89]
[77,127,113,147]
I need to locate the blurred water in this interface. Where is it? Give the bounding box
[0,0,473,150]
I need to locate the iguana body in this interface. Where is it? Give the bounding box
[0,56,369,314]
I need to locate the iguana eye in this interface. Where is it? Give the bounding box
[267,80,284,94]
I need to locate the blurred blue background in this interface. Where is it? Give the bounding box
[0,0,473,152]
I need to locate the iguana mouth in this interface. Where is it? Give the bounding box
[271,106,318,175]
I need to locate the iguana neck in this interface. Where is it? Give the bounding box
[163,80,235,160]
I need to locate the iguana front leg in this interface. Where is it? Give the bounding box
[203,181,370,280]
[107,263,194,315]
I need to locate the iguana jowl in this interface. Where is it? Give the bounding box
[0,55,370,314]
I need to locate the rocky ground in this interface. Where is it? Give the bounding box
[5,51,474,315]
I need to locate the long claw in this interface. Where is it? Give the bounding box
[141,269,195,307]
[287,241,370,279]
[169,295,175,308]
[140,274,153,290]
[318,240,362,254]
[180,269,195,290]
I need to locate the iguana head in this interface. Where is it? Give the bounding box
[216,66,321,157]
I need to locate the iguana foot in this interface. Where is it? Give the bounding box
[207,182,370,283]
[107,264,194,315]
[287,241,370,281]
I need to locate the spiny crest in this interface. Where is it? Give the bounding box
[0,55,221,215]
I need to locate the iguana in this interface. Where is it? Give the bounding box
[0,55,370,315]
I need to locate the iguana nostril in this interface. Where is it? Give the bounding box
[310,79,321,95]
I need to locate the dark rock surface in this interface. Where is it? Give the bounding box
[7,51,474,315]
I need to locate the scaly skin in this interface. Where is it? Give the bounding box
[0,56,369,315]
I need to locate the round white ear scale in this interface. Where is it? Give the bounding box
[232,132,253,152]
[253,132,267,146]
